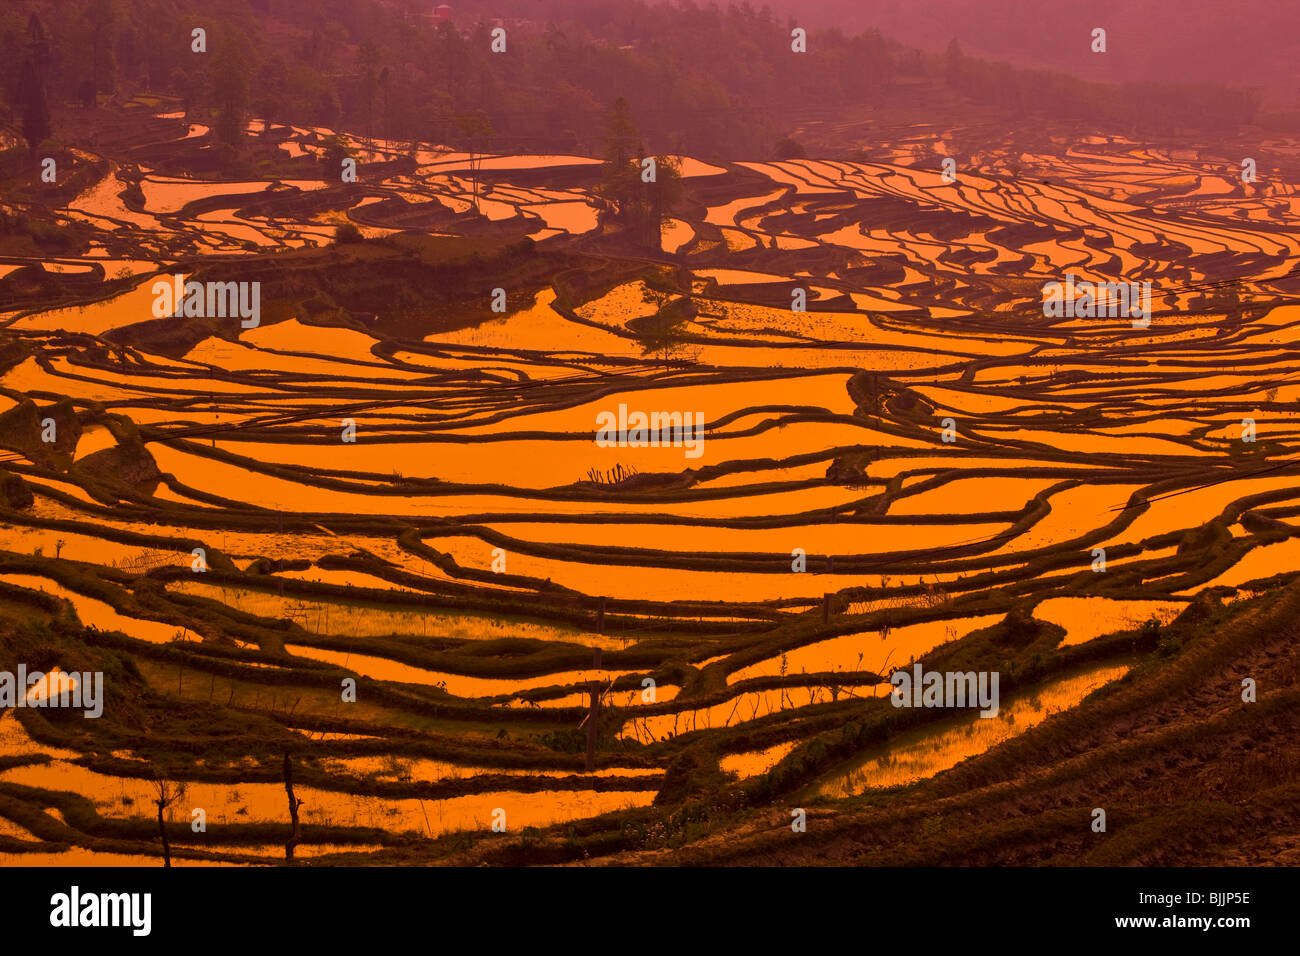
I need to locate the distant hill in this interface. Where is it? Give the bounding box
[760,0,1300,107]
[0,0,1285,163]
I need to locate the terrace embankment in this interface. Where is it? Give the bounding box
[3,110,1300,864]
[443,579,1300,866]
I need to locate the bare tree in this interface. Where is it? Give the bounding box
[454,111,493,213]
[150,775,188,868]
[283,751,303,861]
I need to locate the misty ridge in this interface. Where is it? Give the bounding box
[762,0,1300,108]
[0,0,1285,171]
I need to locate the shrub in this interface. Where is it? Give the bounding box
[334,222,364,244]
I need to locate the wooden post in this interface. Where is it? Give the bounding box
[284,751,302,860]
[823,593,831,624]
[584,682,600,772]
[596,596,606,634]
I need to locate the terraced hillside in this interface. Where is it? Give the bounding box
[1,108,1298,865]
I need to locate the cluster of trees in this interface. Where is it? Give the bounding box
[596,98,683,248]
[0,0,1268,160]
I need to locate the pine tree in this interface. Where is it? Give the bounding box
[598,98,644,233]
[19,14,51,151]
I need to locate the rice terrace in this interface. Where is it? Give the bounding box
[0,0,1298,878]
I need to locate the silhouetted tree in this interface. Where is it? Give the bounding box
[356,38,379,144]
[212,40,251,147]
[87,0,117,102]
[19,15,51,151]
[454,110,493,212]
[774,136,806,159]
[150,775,187,868]
[256,55,288,134]
[283,751,302,860]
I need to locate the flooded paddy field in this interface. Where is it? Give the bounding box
[2,111,1300,868]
